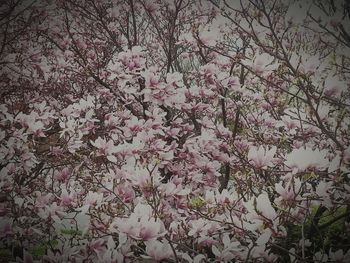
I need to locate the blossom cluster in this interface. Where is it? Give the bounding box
[0,0,349,262]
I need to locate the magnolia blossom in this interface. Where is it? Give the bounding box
[114,183,136,203]
[97,236,121,263]
[142,69,159,88]
[112,204,167,241]
[88,238,106,255]
[59,117,78,138]
[256,193,277,221]
[188,218,211,237]
[127,167,153,188]
[1,0,349,262]
[58,188,76,207]
[118,46,145,71]
[55,167,71,182]
[328,249,350,263]
[144,240,173,261]
[198,29,218,46]
[313,251,328,262]
[285,147,329,172]
[161,181,190,196]
[90,137,116,156]
[248,145,277,169]
[211,233,242,261]
[314,180,333,208]
[297,54,323,74]
[324,75,346,97]
[84,191,104,207]
[123,116,144,138]
[16,112,46,137]
[275,178,302,201]
[37,202,65,221]
[243,53,277,75]
[35,192,53,208]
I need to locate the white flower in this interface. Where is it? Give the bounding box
[256,193,277,220]
[285,147,329,172]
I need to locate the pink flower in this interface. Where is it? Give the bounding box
[143,70,159,87]
[75,38,87,49]
[166,72,183,86]
[210,233,241,261]
[59,188,75,207]
[275,179,302,201]
[50,146,64,157]
[161,182,190,196]
[55,167,71,183]
[90,137,115,156]
[139,219,166,241]
[248,146,277,169]
[145,240,173,261]
[244,53,277,75]
[114,184,136,203]
[144,0,159,13]
[88,238,106,255]
[27,120,45,137]
[113,204,167,241]
[188,218,210,237]
[123,117,144,138]
[128,167,152,188]
[85,191,104,207]
[35,193,52,208]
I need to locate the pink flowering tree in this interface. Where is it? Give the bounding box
[1,0,349,262]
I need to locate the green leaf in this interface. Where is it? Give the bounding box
[0,249,12,258]
[48,239,59,247]
[30,244,46,257]
[188,196,205,209]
